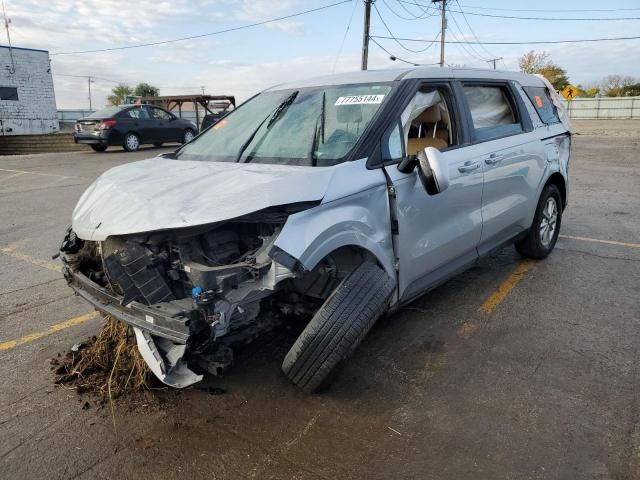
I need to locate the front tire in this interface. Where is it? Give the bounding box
[282,262,396,393]
[123,132,140,152]
[90,145,107,152]
[182,128,195,144]
[515,184,562,259]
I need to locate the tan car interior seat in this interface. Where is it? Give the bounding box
[406,105,450,155]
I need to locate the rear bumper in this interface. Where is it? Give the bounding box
[64,266,190,344]
[74,131,116,145]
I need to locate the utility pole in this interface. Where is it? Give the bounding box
[88,76,93,110]
[2,0,14,73]
[486,57,503,70]
[201,85,205,95]
[432,0,447,67]
[361,0,372,71]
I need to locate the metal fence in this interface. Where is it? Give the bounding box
[560,96,640,120]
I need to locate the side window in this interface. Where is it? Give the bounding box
[522,86,560,125]
[382,122,404,162]
[150,107,172,120]
[463,85,522,141]
[401,87,456,158]
[123,107,147,119]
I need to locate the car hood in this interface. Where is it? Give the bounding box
[72,157,336,241]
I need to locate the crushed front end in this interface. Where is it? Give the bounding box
[60,207,309,388]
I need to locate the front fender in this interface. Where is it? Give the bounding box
[273,184,396,280]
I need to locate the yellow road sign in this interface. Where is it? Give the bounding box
[561,84,579,101]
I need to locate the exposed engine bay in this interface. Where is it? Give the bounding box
[60,205,364,387]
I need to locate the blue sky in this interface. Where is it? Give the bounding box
[5,0,640,108]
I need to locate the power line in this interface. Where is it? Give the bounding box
[50,0,351,56]
[397,1,640,20]
[332,0,359,73]
[381,0,425,20]
[372,2,439,53]
[447,8,487,62]
[388,0,437,19]
[456,4,640,13]
[369,37,439,66]
[453,0,496,59]
[369,34,640,45]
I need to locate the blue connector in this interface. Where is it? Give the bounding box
[191,286,204,300]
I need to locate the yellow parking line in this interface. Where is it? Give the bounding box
[479,259,536,314]
[0,247,62,272]
[0,311,99,352]
[559,235,640,249]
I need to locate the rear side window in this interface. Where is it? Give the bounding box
[522,86,560,125]
[463,85,522,141]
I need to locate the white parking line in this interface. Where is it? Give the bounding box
[0,168,76,180]
[559,235,640,249]
[0,172,26,183]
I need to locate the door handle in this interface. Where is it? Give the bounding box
[485,153,502,165]
[458,161,480,173]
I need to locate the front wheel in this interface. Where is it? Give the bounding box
[515,184,562,259]
[90,145,107,152]
[182,128,195,144]
[282,262,396,393]
[123,132,140,152]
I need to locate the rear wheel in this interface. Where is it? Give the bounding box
[515,184,562,259]
[282,262,396,393]
[182,128,195,144]
[123,132,140,152]
[90,145,107,152]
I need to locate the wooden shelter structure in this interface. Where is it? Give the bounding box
[138,95,236,131]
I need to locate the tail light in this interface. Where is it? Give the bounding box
[96,119,117,130]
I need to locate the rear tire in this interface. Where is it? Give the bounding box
[515,184,562,259]
[282,262,396,393]
[90,145,107,152]
[182,128,195,144]
[123,132,140,152]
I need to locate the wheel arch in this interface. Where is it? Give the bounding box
[545,172,567,210]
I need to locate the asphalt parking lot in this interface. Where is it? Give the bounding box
[1,121,639,480]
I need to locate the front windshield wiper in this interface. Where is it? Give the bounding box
[235,90,299,163]
[308,91,326,166]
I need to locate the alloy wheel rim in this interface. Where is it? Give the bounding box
[184,131,194,143]
[539,197,558,248]
[127,135,138,150]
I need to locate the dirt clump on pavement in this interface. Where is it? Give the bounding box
[51,315,163,408]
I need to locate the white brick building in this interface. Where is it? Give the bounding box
[0,45,59,136]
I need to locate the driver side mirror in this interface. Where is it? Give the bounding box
[397,147,450,195]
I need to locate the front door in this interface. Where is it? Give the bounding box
[382,84,484,302]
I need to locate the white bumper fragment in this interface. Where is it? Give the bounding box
[133,327,203,388]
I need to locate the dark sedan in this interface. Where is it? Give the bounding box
[74,104,197,152]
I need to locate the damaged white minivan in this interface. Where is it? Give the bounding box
[60,68,571,392]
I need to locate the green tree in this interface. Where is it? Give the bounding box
[518,50,569,90]
[134,83,160,97]
[107,84,133,106]
[537,65,570,91]
[621,83,640,97]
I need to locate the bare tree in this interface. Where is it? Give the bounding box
[518,51,551,74]
[600,75,636,96]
